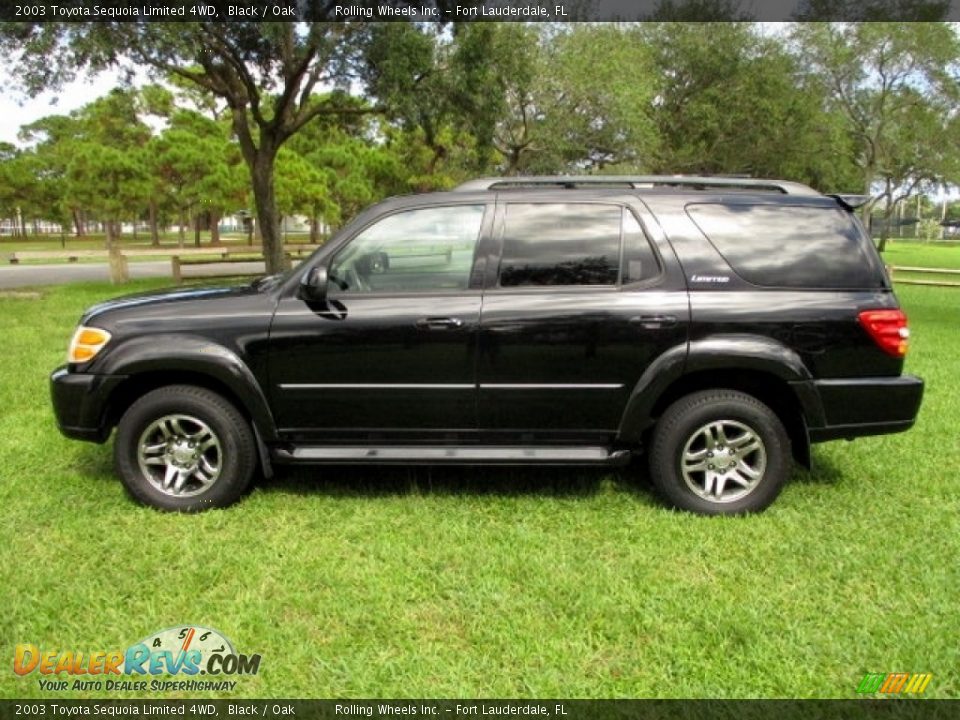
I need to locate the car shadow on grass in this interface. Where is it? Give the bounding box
[75,444,115,481]
[259,460,657,502]
[789,447,847,486]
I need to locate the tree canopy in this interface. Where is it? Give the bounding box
[1,21,958,259]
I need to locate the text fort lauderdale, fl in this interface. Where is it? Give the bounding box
[332,4,567,17]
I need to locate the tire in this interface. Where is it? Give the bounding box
[649,390,791,515]
[114,385,256,512]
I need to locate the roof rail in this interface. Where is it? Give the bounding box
[453,175,821,196]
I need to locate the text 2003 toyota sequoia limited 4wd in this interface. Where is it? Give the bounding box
[50,176,923,514]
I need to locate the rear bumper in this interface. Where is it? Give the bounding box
[807,375,924,442]
[50,366,126,443]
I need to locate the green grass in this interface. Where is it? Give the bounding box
[881,239,960,270]
[881,241,960,286]
[0,280,958,700]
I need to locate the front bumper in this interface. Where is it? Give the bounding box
[807,374,924,442]
[50,366,127,443]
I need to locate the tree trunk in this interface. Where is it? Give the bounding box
[72,209,83,237]
[178,209,186,248]
[250,151,283,274]
[149,200,160,246]
[309,215,319,244]
[210,210,221,245]
[877,192,894,253]
[229,103,282,272]
[194,211,201,247]
[106,220,128,284]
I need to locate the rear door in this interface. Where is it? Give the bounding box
[476,196,689,440]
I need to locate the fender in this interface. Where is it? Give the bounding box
[684,334,812,381]
[94,334,278,441]
[617,343,688,442]
[684,334,826,431]
[617,334,825,443]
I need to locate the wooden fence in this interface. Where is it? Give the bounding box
[887,265,960,288]
[4,245,323,283]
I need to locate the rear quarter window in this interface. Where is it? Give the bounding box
[686,202,886,289]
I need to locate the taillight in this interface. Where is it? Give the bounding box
[858,309,909,357]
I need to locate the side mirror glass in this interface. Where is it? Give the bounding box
[299,265,328,303]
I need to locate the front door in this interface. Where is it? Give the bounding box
[269,203,491,441]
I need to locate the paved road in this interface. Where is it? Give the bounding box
[0,260,269,289]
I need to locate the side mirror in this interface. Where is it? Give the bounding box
[299,265,329,303]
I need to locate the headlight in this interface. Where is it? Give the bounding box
[68,326,112,363]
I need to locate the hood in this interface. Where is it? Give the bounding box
[80,280,271,326]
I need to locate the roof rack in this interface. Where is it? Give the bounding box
[453,175,821,196]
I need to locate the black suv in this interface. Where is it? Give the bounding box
[50,176,923,514]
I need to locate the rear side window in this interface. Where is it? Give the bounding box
[686,203,885,288]
[498,203,658,287]
[499,203,621,287]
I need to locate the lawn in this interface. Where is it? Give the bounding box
[881,239,960,285]
[0,275,957,699]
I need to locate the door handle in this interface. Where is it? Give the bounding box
[415,317,464,330]
[630,314,678,329]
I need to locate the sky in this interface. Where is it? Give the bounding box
[0,69,127,145]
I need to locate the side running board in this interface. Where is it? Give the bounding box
[272,445,631,466]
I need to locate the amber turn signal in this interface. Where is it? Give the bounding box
[68,326,112,364]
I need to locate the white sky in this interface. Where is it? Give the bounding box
[0,70,127,145]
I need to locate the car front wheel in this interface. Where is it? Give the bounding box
[649,390,791,514]
[114,385,256,512]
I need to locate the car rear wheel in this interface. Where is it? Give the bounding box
[649,390,790,514]
[114,385,256,512]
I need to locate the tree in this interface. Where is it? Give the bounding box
[525,25,660,174]
[359,23,504,188]
[18,114,87,236]
[0,21,385,273]
[150,110,246,247]
[0,144,36,237]
[637,23,858,189]
[792,22,960,248]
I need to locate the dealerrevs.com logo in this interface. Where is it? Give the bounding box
[14,625,261,692]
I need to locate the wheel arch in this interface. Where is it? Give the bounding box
[103,370,275,479]
[645,369,810,468]
[93,336,277,477]
[618,336,818,468]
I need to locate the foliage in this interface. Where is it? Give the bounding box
[792,22,960,247]
[0,21,958,254]
[917,218,943,241]
[489,24,659,174]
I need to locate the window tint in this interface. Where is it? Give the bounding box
[621,209,660,284]
[686,203,886,288]
[499,203,621,287]
[330,205,484,294]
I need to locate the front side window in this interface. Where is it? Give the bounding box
[329,205,485,294]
